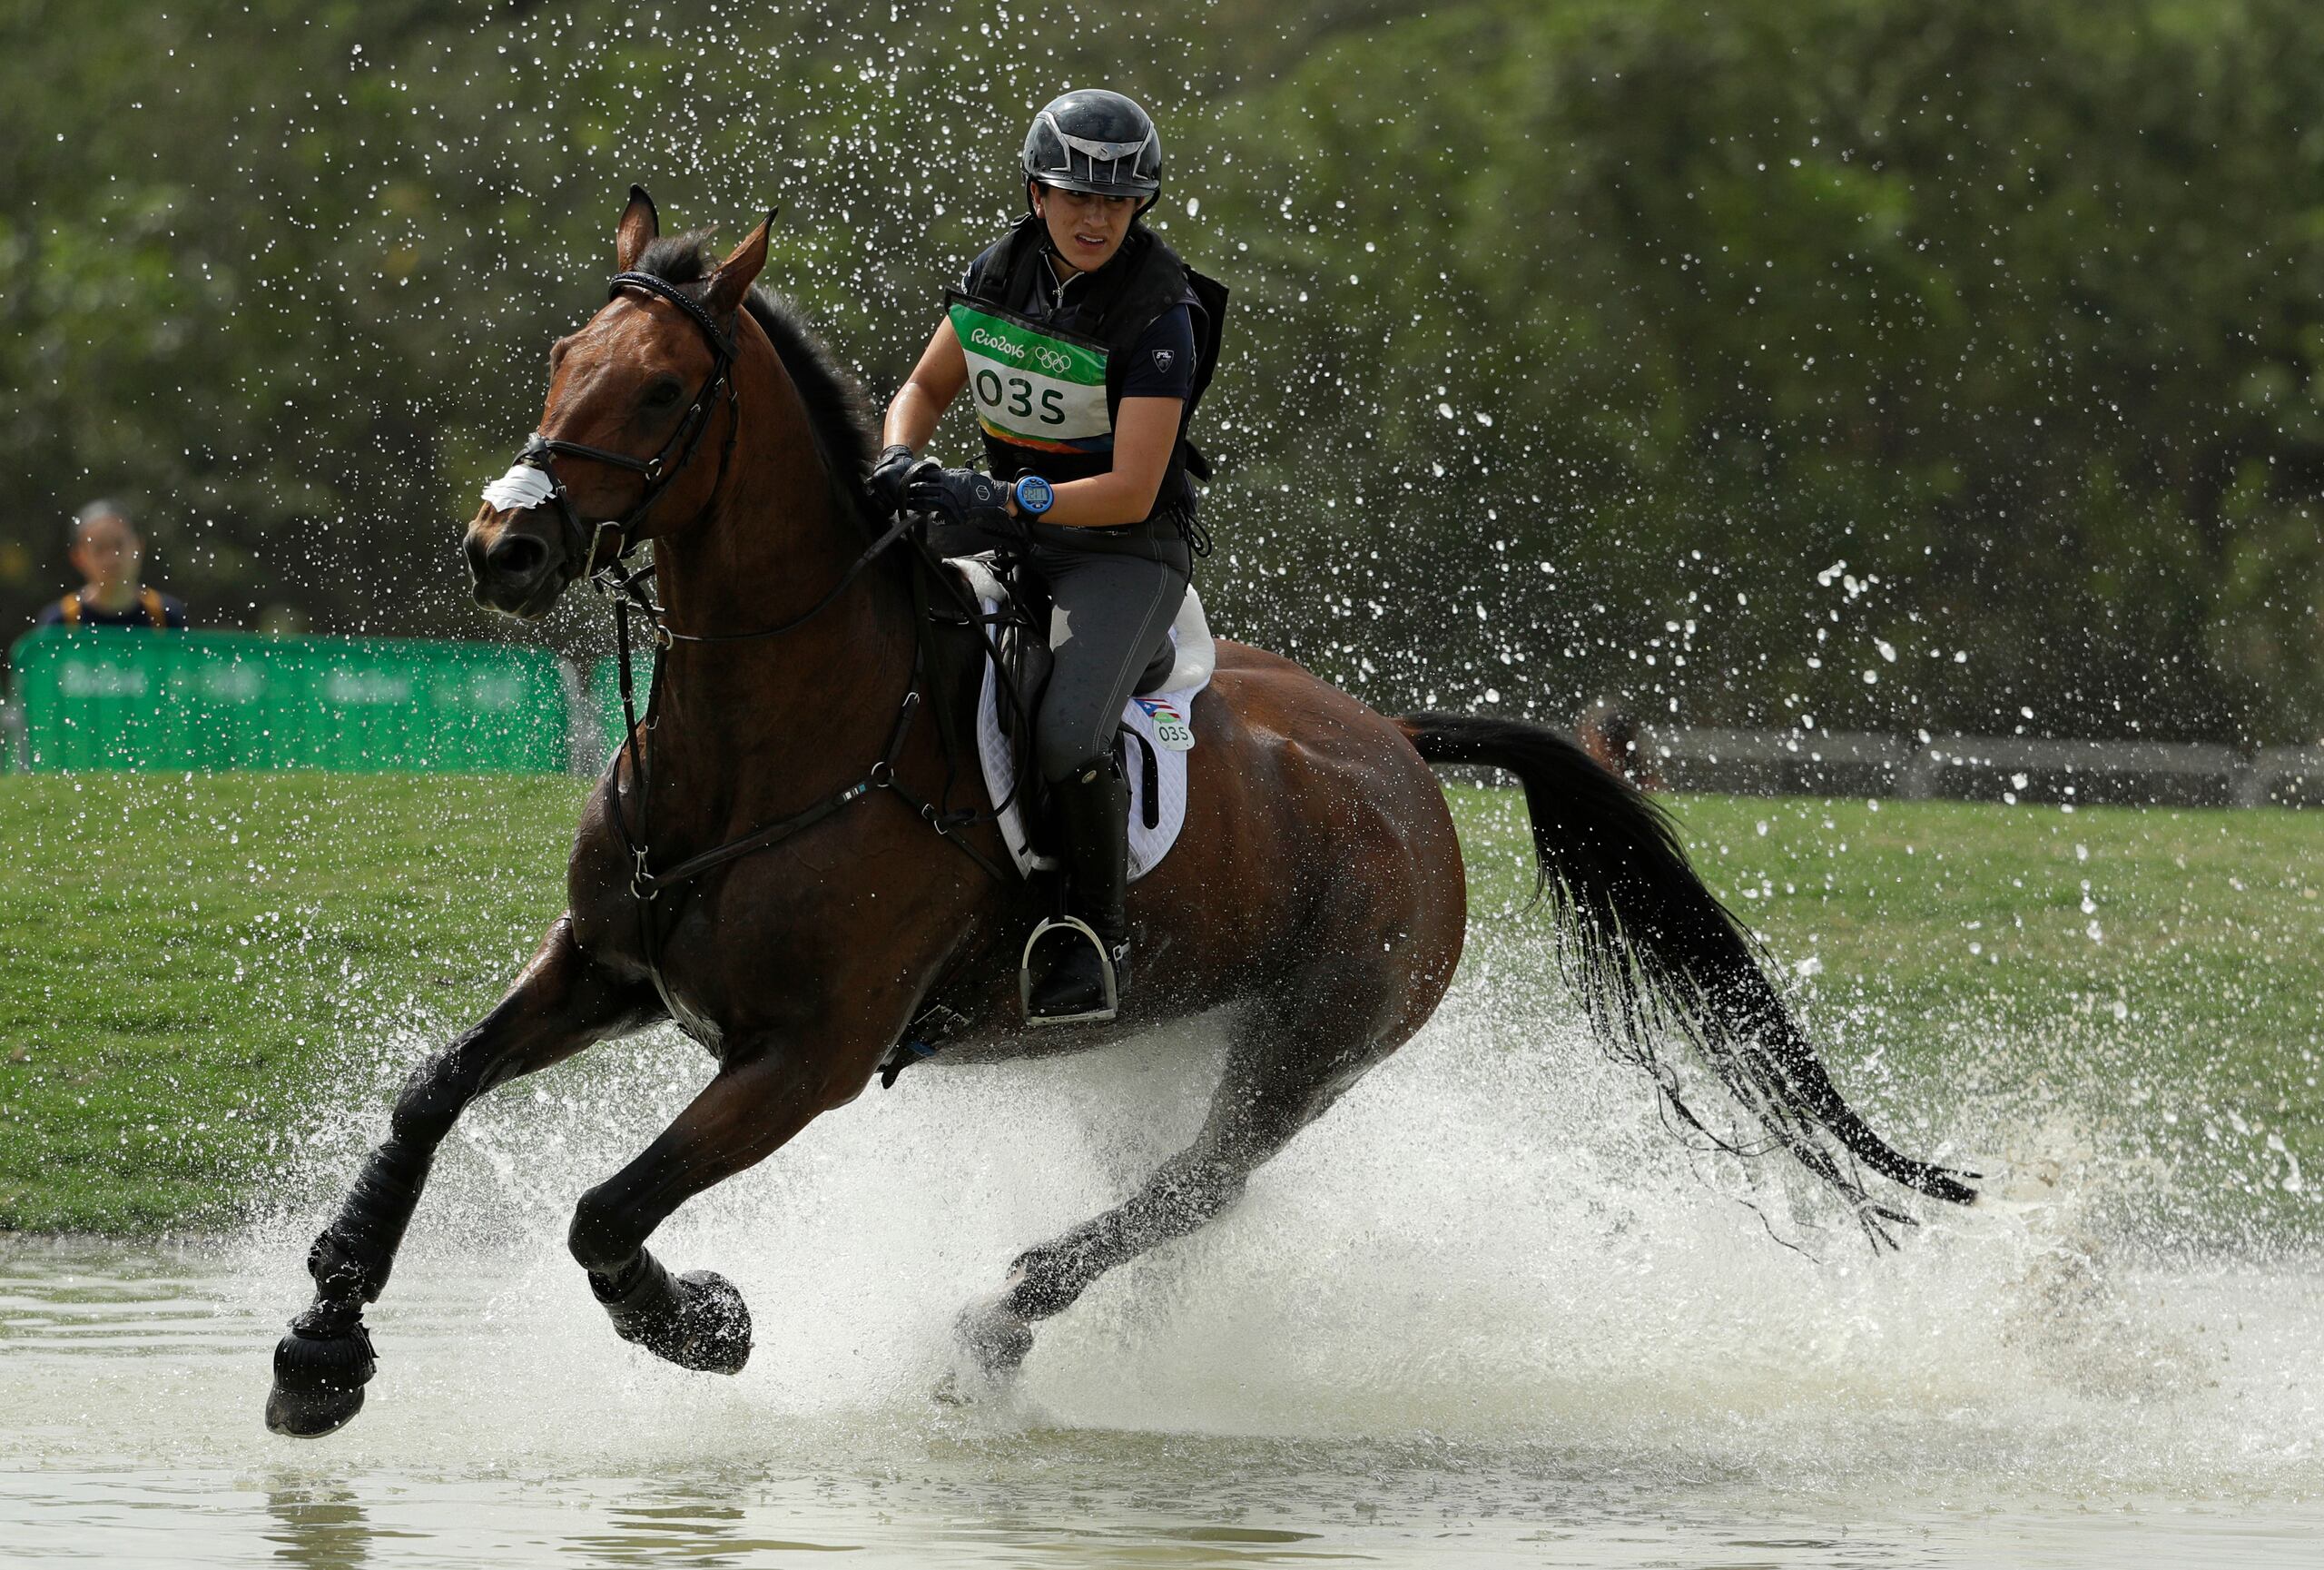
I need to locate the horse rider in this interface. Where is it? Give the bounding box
[870,87,1226,1026]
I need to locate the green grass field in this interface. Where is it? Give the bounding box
[2,773,2319,1235]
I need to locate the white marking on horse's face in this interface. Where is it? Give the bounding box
[481,465,556,515]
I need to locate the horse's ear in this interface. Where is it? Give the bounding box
[705,209,777,319]
[615,186,659,273]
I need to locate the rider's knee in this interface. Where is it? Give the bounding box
[1037,729,1101,785]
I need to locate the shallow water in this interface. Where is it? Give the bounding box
[5,973,2323,1565]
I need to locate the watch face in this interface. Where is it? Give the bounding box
[1017,475,1055,514]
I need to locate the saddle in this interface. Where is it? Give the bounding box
[880,553,1215,1083]
[945,551,1215,867]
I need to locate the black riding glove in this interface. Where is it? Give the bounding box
[904,466,1016,531]
[865,443,921,515]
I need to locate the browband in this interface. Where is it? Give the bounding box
[607,271,736,359]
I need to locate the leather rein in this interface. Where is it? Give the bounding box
[501,269,1009,1040]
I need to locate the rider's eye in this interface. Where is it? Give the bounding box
[642,378,684,410]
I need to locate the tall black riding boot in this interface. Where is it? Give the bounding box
[1024,752,1132,1023]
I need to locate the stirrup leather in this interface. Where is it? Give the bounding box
[1019,914,1119,1026]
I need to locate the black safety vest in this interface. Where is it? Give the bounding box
[953,218,1227,524]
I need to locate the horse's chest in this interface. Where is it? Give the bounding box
[572,843,987,1044]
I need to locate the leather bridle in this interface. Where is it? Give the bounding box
[506,270,742,585]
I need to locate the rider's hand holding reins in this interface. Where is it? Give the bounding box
[907,466,1018,531]
[866,443,923,515]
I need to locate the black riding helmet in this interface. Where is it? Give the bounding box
[1022,89,1162,212]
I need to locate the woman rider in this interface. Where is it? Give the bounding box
[869,88,1226,1026]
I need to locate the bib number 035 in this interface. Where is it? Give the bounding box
[975,370,1069,428]
[948,295,1112,448]
[1137,696,1196,752]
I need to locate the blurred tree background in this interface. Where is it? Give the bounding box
[4,0,2319,745]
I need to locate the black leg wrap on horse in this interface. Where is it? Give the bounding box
[1000,1157,1246,1323]
[310,1136,435,1306]
[1001,1236,1110,1321]
[590,1251,753,1375]
[264,1136,430,1437]
[950,1294,1035,1385]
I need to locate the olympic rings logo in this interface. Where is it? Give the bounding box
[1031,346,1074,374]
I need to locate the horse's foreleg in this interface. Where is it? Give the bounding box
[566,1045,849,1375]
[266,916,655,1437]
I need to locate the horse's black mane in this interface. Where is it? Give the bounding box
[634,232,876,513]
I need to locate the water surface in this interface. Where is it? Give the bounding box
[5,989,2321,1565]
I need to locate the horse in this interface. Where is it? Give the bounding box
[264,191,1974,1437]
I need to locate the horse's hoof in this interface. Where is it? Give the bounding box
[265,1324,376,1437]
[606,1266,753,1375]
[597,1254,752,1374]
[665,1269,753,1375]
[938,1295,1032,1404]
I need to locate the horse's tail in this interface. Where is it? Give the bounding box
[1398,711,1975,1242]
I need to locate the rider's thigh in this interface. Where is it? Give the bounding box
[1033,538,1187,780]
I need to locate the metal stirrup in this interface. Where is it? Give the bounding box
[1018,915,1119,1026]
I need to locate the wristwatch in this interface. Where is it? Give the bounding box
[1012,475,1056,517]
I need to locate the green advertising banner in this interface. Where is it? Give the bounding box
[591,654,654,764]
[8,628,570,773]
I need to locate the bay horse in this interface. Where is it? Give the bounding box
[265,192,1974,1437]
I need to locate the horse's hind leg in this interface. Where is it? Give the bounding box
[266,916,655,1437]
[951,994,1393,1393]
[565,1043,856,1374]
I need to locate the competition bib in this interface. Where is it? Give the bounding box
[947,294,1111,449]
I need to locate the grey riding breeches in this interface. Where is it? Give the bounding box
[1026,523,1191,783]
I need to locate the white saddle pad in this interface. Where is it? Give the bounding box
[962,577,1215,883]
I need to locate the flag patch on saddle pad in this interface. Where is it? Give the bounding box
[1134,696,1194,751]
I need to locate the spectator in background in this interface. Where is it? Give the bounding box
[1577,697,1661,791]
[34,501,187,630]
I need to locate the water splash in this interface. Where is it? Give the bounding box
[172,938,2324,1506]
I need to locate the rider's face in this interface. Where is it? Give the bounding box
[1033,184,1138,273]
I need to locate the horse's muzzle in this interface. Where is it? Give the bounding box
[465,509,569,619]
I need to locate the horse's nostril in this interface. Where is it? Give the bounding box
[486,534,549,581]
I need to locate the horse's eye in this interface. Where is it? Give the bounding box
[642,378,684,410]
